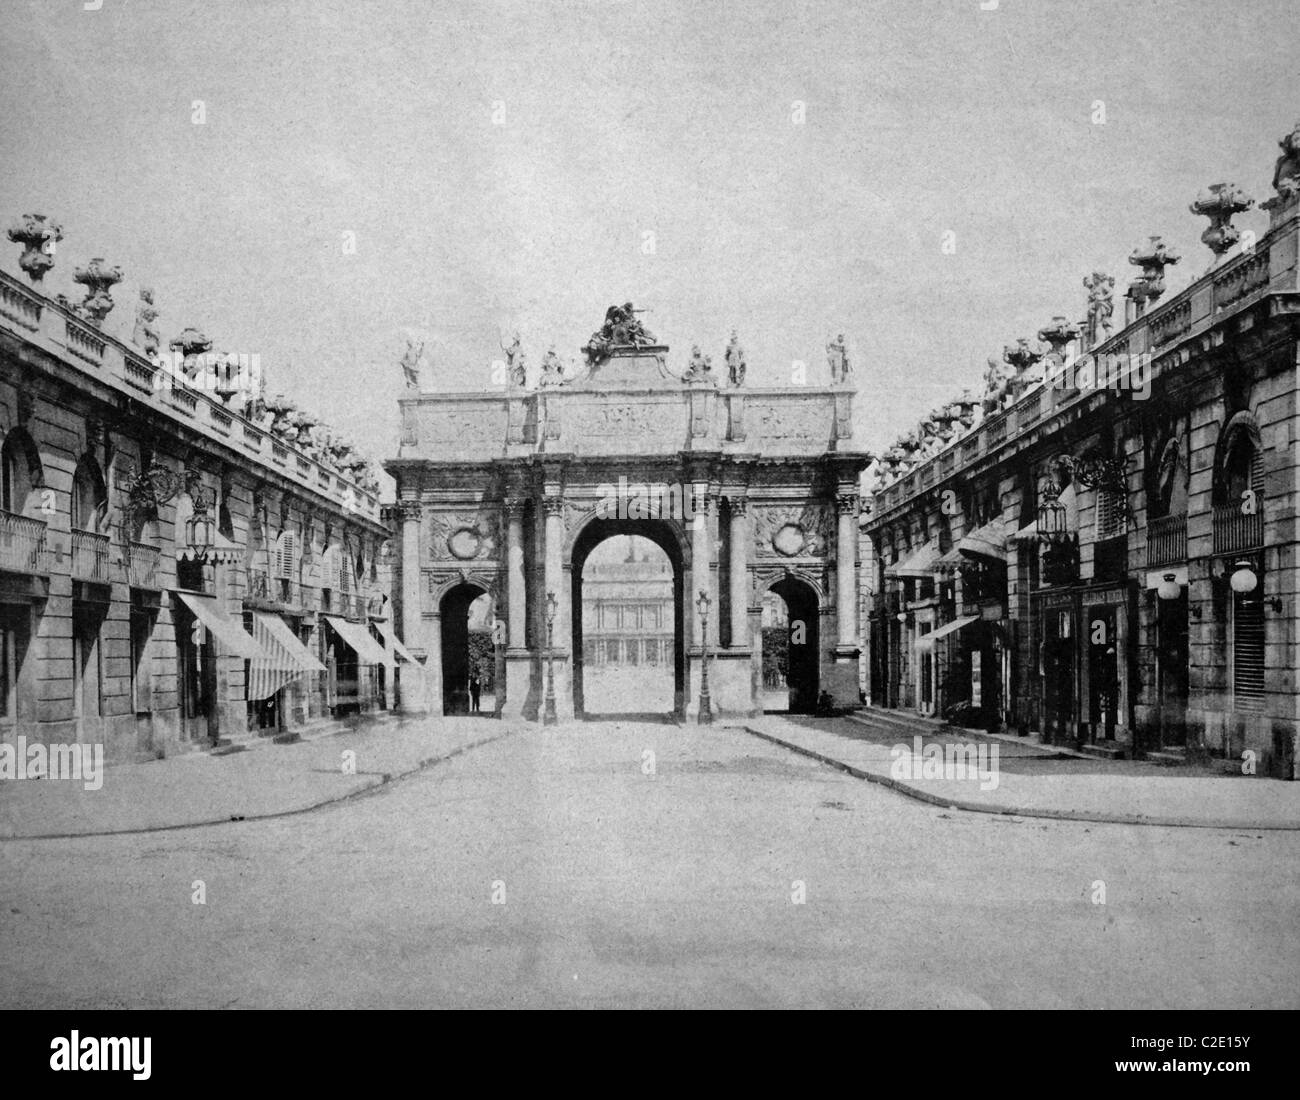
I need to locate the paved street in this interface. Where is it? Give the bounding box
[2,718,1298,1009]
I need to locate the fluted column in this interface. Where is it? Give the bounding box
[506,500,526,648]
[729,497,748,647]
[400,499,423,652]
[836,493,858,647]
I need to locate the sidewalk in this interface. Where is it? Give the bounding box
[740,712,1300,830]
[0,716,518,840]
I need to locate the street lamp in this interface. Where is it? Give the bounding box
[543,589,558,726]
[696,589,713,726]
[1156,573,1181,601]
[1229,560,1258,595]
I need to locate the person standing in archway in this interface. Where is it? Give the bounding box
[469,670,481,714]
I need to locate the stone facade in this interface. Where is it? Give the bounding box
[387,341,870,720]
[865,133,1300,779]
[0,255,392,764]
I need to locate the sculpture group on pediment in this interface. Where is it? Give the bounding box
[583,302,657,365]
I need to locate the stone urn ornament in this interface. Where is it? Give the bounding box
[73,258,124,324]
[1127,235,1181,300]
[1190,183,1254,259]
[7,214,63,282]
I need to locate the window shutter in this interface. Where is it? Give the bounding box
[1232,591,1265,711]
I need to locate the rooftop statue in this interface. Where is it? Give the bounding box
[399,339,423,389]
[982,355,1012,415]
[682,344,716,384]
[1271,121,1300,200]
[826,333,851,384]
[500,331,526,387]
[539,345,566,387]
[132,287,160,358]
[1082,272,1115,346]
[724,330,746,387]
[583,302,657,365]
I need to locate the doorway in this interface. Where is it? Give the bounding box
[440,583,493,715]
[760,576,820,714]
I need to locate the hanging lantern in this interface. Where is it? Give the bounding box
[1229,561,1258,595]
[1038,497,1067,541]
[1156,573,1181,601]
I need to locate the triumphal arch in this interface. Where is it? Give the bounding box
[385,306,870,721]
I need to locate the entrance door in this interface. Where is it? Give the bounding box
[1087,606,1119,740]
[1156,592,1188,747]
[1042,607,1075,744]
[917,624,933,715]
[176,603,217,743]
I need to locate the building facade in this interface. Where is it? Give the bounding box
[0,223,396,763]
[864,127,1300,779]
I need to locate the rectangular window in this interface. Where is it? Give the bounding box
[0,604,28,722]
[1096,488,1125,540]
[129,609,153,713]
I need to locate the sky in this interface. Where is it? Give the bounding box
[1,0,1295,500]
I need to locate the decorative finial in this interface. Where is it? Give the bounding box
[1127,235,1181,302]
[1036,317,1077,364]
[1190,183,1254,259]
[72,258,123,325]
[7,214,63,282]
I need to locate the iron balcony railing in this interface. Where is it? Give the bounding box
[1212,502,1263,555]
[247,568,301,608]
[71,529,111,582]
[0,508,50,574]
[125,541,161,588]
[1146,513,1187,567]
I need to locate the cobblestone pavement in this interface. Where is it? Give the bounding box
[1,718,1297,1008]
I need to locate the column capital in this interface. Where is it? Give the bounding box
[398,499,423,522]
[543,496,565,518]
[505,498,527,520]
[728,495,749,516]
[836,494,859,516]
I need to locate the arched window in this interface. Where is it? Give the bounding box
[71,454,107,532]
[1213,414,1263,508]
[1,430,43,517]
[1153,437,1188,519]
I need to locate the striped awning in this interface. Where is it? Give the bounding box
[247,613,315,702]
[932,545,966,574]
[254,612,325,672]
[885,540,939,578]
[323,614,391,667]
[956,519,1011,563]
[377,620,421,666]
[174,592,264,659]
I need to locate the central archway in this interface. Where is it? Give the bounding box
[570,518,686,720]
[440,582,493,715]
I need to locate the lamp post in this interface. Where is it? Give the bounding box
[543,589,558,726]
[696,589,713,725]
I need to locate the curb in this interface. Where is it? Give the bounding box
[0,729,519,842]
[742,725,1300,832]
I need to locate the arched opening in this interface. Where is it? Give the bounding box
[577,534,676,718]
[1,428,45,517]
[71,453,108,533]
[440,582,494,715]
[760,575,820,714]
[571,519,685,721]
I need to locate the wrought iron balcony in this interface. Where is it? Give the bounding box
[71,529,110,582]
[0,509,50,575]
[125,541,161,589]
[1212,502,1263,555]
[1146,513,1187,566]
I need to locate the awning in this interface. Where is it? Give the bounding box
[377,620,422,666]
[254,613,326,672]
[177,532,243,565]
[932,545,966,575]
[173,591,264,659]
[957,519,1011,563]
[246,613,316,702]
[323,614,390,667]
[920,616,977,650]
[886,539,939,578]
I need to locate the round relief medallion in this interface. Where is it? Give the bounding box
[448,527,481,560]
[772,523,805,557]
